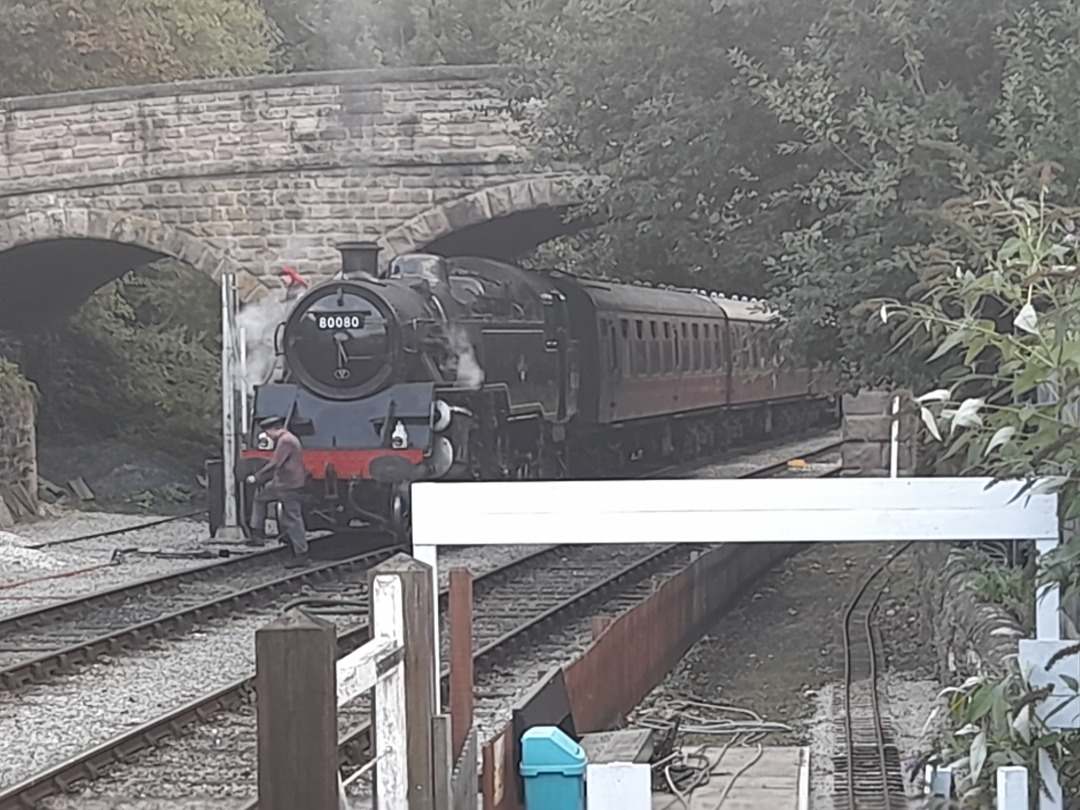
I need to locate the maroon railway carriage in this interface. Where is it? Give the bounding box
[550,273,836,468]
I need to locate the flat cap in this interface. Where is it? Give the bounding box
[259,415,286,430]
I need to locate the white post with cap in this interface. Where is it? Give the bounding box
[218,271,244,539]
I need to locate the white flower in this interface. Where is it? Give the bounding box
[1014,302,1039,335]
[951,398,985,432]
[920,407,943,441]
[985,426,1016,456]
[916,389,951,404]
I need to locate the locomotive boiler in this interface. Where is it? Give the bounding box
[210,242,836,545]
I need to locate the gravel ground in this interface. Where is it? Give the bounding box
[635,541,941,810]
[31,543,556,808]
[0,511,236,618]
[683,429,840,479]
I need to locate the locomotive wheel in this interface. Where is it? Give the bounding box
[390,490,412,548]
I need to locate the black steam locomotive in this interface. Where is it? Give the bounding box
[210,243,836,543]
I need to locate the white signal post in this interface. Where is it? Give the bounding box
[219,272,244,539]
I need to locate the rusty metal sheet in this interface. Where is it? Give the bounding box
[451,726,478,810]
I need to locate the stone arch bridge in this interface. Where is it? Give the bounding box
[0,65,587,329]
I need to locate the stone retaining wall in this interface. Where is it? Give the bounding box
[841,389,918,476]
[0,380,38,528]
[913,544,1027,680]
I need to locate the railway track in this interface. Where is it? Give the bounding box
[833,548,908,810]
[0,430,843,808]
[0,540,390,692]
[2,541,684,809]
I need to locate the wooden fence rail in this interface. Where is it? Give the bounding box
[256,574,409,810]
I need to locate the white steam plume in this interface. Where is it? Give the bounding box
[236,296,291,392]
[446,325,484,390]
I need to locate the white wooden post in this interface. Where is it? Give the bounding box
[889,395,900,478]
[996,766,1029,810]
[219,272,243,539]
[335,574,409,810]
[239,325,249,436]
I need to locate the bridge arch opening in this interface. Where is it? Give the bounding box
[0,211,234,503]
[0,211,230,331]
[379,177,593,265]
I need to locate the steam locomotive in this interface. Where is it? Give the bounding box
[209,243,837,544]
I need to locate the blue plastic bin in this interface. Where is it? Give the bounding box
[519,726,587,810]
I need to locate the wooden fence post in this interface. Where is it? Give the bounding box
[432,713,453,810]
[370,553,437,810]
[450,567,474,759]
[256,609,339,810]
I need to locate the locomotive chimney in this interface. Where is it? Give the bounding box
[338,241,381,279]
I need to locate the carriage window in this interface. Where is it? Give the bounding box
[663,322,671,339]
[635,319,643,339]
[609,322,618,371]
[621,319,629,339]
[650,321,657,339]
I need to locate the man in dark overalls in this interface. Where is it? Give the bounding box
[245,416,310,567]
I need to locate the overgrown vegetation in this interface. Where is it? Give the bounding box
[0,0,279,96]
[12,261,222,461]
[972,563,1031,627]
[0,357,34,400]
[873,166,1080,800]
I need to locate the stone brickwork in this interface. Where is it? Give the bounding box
[0,65,585,302]
[0,384,37,528]
[840,389,918,476]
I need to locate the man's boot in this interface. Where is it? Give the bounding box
[284,552,312,569]
[244,531,267,548]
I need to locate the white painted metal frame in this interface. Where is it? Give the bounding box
[335,574,408,809]
[411,476,1064,807]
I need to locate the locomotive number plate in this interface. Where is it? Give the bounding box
[315,313,365,330]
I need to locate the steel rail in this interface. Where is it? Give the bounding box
[0,546,394,691]
[838,543,912,810]
[866,585,892,810]
[0,543,562,810]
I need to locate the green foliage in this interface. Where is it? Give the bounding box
[921,670,1080,803]
[0,357,34,400]
[504,0,1080,386]
[874,178,1080,580]
[869,116,1080,810]
[0,0,279,96]
[260,0,504,71]
[972,560,1031,625]
[19,260,221,461]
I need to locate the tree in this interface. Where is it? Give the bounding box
[504,0,1080,386]
[260,0,503,71]
[0,0,279,97]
